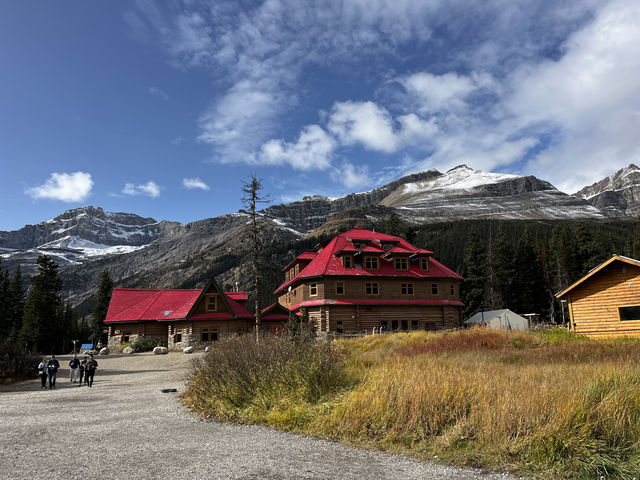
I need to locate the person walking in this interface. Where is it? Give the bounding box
[38,357,48,389]
[68,355,80,383]
[46,355,60,389]
[78,356,87,386]
[85,354,98,387]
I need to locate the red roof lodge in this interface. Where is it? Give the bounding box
[275,228,464,334]
[105,278,257,350]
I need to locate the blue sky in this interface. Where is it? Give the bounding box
[1,0,639,230]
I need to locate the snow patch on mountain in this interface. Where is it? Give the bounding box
[401,165,519,194]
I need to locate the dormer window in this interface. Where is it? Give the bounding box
[206,295,217,312]
[364,256,379,270]
[354,242,365,249]
[309,283,318,296]
[342,256,352,268]
[420,258,429,270]
[394,258,408,270]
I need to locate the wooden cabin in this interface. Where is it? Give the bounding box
[556,255,640,338]
[105,279,257,349]
[274,228,464,334]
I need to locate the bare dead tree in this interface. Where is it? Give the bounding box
[241,174,269,341]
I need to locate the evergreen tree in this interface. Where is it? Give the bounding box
[512,230,546,315]
[6,265,25,341]
[91,269,113,344]
[241,174,269,340]
[0,259,9,338]
[18,255,62,353]
[632,217,640,260]
[385,213,403,237]
[493,226,516,309]
[461,230,487,318]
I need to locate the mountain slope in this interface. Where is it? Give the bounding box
[576,164,640,216]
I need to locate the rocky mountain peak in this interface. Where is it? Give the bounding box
[576,164,640,217]
[576,164,640,199]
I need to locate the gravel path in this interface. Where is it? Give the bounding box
[0,353,525,480]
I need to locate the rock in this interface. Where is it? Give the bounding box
[183,346,194,354]
[122,346,134,354]
[153,346,168,355]
[99,347,110,355]
[160,388,178,393]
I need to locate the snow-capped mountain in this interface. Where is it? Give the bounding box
[377,165,606,222]
[576,164,640,216]
[0,206,178,275]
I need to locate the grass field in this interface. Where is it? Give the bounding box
[182,329,640,479]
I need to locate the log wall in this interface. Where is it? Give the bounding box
[568,262,640,337]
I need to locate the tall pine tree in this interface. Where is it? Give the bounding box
[493,226,516,309]
[461,230,487,318]
[6,265,25,341]
[512,230,546,315]
[0,259,9,338]
[18,255,62,353]
[91,269,113,345]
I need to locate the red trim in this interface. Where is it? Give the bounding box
[287,298,465,310]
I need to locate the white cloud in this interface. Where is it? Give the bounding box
[27,172,93,202]
[507,0,640,192]
[148,86,169,100]
[259,125,335,170]
[182,177,210,190]
[328,101,398,153]
[332,162,372,190]
[122,181,161,198]
[400,72,480,112]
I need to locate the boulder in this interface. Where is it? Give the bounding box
[153,346,168,355]
[122,346,134,354]
[183,346,194,354]
[99,347,110,355]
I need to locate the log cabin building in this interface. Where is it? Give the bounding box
[275,228,464,334]
[105,279,257,349]
[556,255,640,338]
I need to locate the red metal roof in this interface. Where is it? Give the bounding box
[105,288,200,322]
[261,302,290,320]
[105,287,253,323]
[275,228,462,294]
[226,292,248,302]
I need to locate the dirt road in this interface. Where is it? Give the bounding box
[0,353,523,480]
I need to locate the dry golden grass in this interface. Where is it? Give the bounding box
[184,328,640,479]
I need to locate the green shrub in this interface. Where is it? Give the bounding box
[183,332,354,424]
[0,340,38,382]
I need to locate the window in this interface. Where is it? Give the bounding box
[206,295,217,312]
[365,282,379,295]
[201,328,209,342]
[365,256,379,270]
[337,320,343,334]
[619,306,640,321]
[401,320,408,331]
[394,257,408,270]
[122,335,129,343]
[411,320,418,330]
[420,258,429,270]
[211,330,218,341]
[450,284,455,296]
[336,282,345,295]
[380,320,388,332]
[431,283,439,295]
[343,256,352,268]
[175,334,182,343]
[391,320,399,331]
[425,323,436,331]
[310,283,318,296]
[401,283,414,295]
[354,242,365,249]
